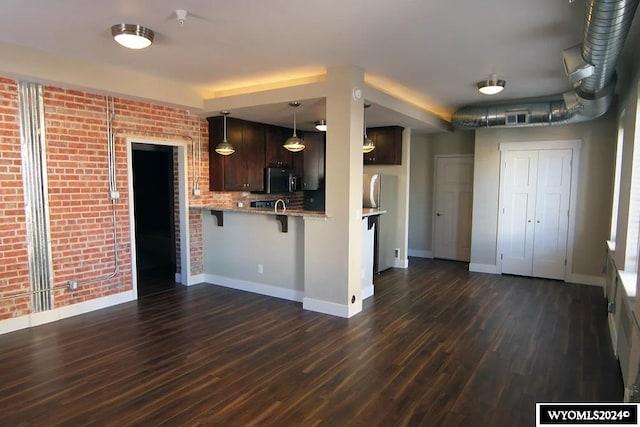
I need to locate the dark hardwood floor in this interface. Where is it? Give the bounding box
[0,259,622,426]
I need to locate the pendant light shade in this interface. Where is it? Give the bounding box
[363,103,375,153]
[314,120,327,131]
[111,24,154,49]
[363,137,375,153]
[284,101,305,152]
[215,111,235,156]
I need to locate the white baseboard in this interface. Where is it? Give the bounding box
[408,249,433,259]
[362,284,374,300]
[469,263,499,274]
[302,297,362,318]
[175,272,182,283]
[566,273,605,287]
[0,290,135,336]
[187,273,206,286]
[204,274,304,302]
[394,258,409,269]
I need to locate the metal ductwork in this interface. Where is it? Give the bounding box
[452,0,639,129]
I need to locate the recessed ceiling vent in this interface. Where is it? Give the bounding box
[452,0,640,129]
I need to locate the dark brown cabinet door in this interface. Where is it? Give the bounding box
[265,125,293,168]
[208,116,265,191]
[363,126,403,165]
[302,132,325,190]
[208,116,224,191]
[223,118,248,190]
[243,121,266,191]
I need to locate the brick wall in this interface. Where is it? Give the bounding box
[0,78,30,319]
[0,78,210,320]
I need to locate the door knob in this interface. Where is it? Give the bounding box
[436,212,442,216]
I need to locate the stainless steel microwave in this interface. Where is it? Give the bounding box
[264,167,296,193]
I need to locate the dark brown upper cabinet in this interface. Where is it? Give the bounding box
[265,125,294,168]
[302,132,325,191]
[363,126,404,165]
[208,116,266,191]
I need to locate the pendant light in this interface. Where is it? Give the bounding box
[363,104,375,153]
[215,111,235,156]
[284,101,305,152]
[314,120,327,131]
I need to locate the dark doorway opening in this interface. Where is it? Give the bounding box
[132,143,177,297]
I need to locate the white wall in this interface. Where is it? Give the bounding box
[408,130,475,257]
[202,211,304,299]
[470,111,617,277]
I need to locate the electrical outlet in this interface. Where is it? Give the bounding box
[109,190,120,200]
[67,280,79,291]
[258,264,264,274]
[193,188,201,196]
[394,248,400,259]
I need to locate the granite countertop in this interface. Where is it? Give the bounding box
[190,204,326,218]
[362,208,387,217]
[190,205,386,219]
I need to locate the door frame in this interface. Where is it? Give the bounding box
[432,154,474,261]
[126,137,191,300]
[497,140,581,281]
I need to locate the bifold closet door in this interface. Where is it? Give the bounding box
[501,149,572,280]
[501,150,538,276]
[531,149,572,279]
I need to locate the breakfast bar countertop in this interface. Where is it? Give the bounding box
[190,205,386,219]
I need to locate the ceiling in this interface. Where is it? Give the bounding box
[1,0,636,132]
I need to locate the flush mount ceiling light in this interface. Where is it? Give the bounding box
[284,102,305,152]
[215,111,235,156]
[363,104,375,153]
[314,120,327,132]
[111,24,154,49]
[477,74,506,95]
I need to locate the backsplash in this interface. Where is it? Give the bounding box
[200,191,304,209]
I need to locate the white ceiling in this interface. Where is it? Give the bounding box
[1,0,636,132]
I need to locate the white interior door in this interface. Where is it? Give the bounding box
[500,148,572,280]
[433,156,474,261]
[501,151,538,276]
[532,149,572,279]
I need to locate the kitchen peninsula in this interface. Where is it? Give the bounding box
[190,204,385,305]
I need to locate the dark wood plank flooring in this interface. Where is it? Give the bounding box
[0,259,622,426]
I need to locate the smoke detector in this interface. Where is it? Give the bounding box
[176,9,187,26]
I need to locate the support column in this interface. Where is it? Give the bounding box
[303,66,364,317]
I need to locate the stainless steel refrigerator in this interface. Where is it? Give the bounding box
[363,173,398,273]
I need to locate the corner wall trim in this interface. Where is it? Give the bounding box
[0,290,135,336]
[302,297,362,318]
[394,259,409,269]
[204,274,304,302]
[362,284,374,300]
[469,263,499,274]
[187,273,206,286]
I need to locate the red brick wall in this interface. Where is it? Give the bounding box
[0,78,210,320]
[0,78,30,319]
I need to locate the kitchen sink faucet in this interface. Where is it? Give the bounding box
[274,199,286,213]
